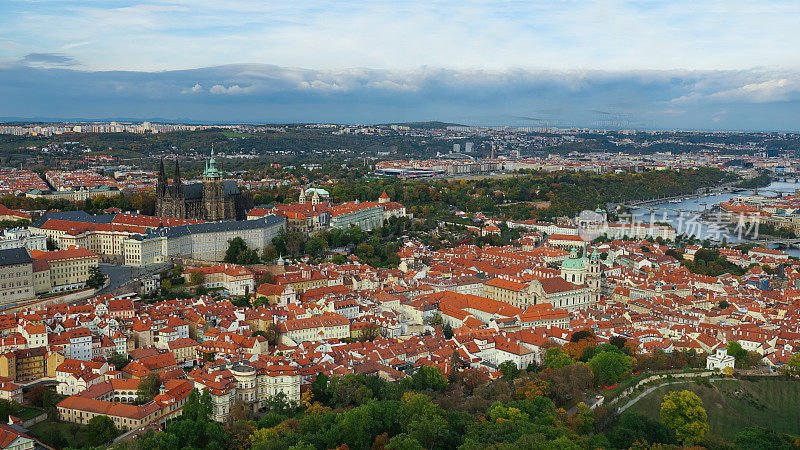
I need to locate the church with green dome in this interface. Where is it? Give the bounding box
[559,244,602,305]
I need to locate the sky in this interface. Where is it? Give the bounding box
[1,0,800,130]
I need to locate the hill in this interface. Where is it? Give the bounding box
[625,378,800,441]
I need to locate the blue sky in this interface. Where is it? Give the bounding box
[1,1,800,129]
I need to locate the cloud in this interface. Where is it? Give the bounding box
[0,63,798,130]
[2,1,800,72]
[670,74,800,104]
[707,79,800,103]
[182,83,203,94]
[209,84,251,95]
[62,41,89,50]
[20,52,78,67]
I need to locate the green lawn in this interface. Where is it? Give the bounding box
[15,405,44,421]
[28,419,91,448]
[625,378,800,441]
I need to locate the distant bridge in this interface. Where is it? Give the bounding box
[622,195,703,208]
[743,238,800,248]
[638,207,707,214]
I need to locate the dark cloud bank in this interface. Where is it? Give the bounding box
[1,63,798,130]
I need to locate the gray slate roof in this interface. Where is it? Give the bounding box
[0,247,34,266]
[31,211,116,228]
[140,216,285,240]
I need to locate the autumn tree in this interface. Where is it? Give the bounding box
[515,379,550,400]
[660,390,709,446]
[564,338,595,360]
[784,352,800,376]
[358,322,382,342]
[455,368,488,394]
[190,270,205,286]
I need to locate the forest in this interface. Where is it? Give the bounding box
[103,332,783,450]
[318,168,736,220]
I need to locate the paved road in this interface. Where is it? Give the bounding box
[616,378,721,414]
[566,394,605,416]
[97,262,171,294]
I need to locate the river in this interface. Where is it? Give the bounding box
[630,180,800,256]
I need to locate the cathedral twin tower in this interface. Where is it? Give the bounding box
[155,151,245,221]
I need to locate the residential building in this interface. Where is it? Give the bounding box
[0,248,35,306]
[183,264,255,296]
[30,247,99,292]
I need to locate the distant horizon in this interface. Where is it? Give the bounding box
[1,115,798,134]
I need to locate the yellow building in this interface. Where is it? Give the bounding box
[275,268,327,294]
[0,347,64,382]
[167,338,199,366]
[32,260,52,295]
[482,278,530,308]
[31,246,99,292]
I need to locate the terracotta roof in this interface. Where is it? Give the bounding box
[31,246,97,261]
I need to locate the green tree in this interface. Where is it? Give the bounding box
[85,266,106,289]
[726,341,755,367]
[355,242,374,259]
[570,329,594,342]
[0,399,18,423]
[87,415,119,446]
[225,236,248,262]
[225,237,260,264]
[660,390,709,446]
[442,323,454,340]
[423,312,444,327]
[588,350,633,385]
[136,372,161,403]
[311,373,332,406]
[304,236,326,257]
[411,366,448,391]
[498,360,521,381]
[401,393,450,449]
[608,411,677,449]
[609,335,627,349]
[544,347,573,369]
[387,434,424,450]
[109,352,129,371]
[734,426,795,450]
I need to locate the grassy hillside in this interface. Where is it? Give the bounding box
[626,378,800,441]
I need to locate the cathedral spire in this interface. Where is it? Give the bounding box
[172,158,183,198]
[173,158,181,186]
[203,145,221,179]
[157,156,167,195]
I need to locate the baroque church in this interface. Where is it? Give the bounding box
[155,151,245,221]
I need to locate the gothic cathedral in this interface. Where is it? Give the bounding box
[155,151,245,221]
